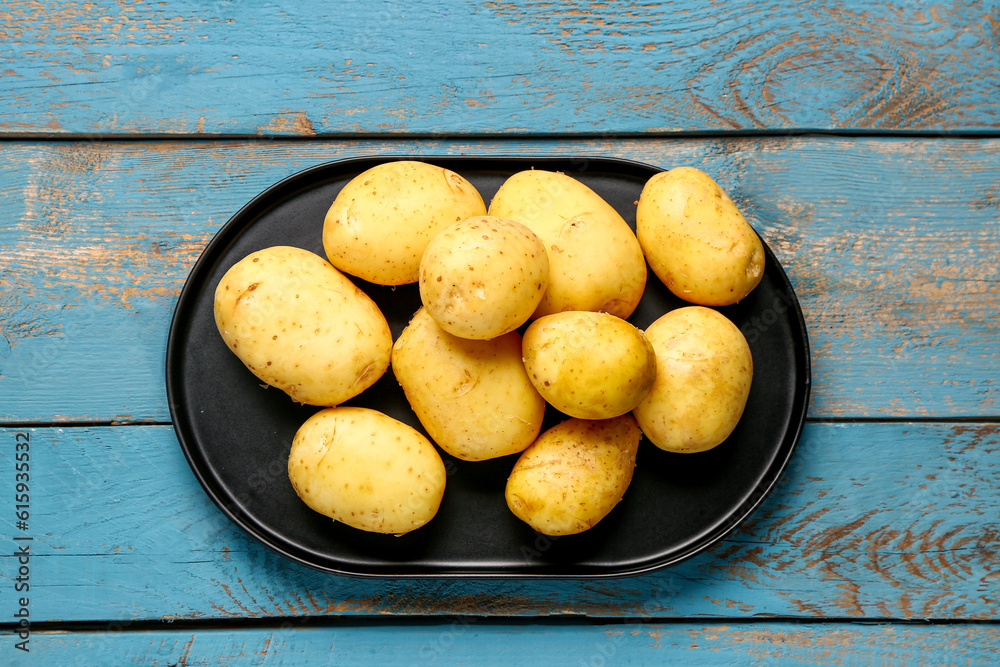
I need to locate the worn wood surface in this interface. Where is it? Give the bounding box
[1,0,998,662]
[0,421,997,623]
[4,622,1000,666]
[2,1,999,136]
[1,138,997,423]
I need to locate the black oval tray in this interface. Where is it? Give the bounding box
[166,155,811,578]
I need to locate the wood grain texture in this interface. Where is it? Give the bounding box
[2,0,996,656]
[1,0,998,135]
[1,138,997,422]
[3,622,999,666]
[0,422,996,623]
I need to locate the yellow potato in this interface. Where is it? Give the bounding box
[522,311,656,420]
[505,415,641,536]
[632,306,753,453]
[214,246,392,406]
[488,169,646,319]
[636,166,764,306]
[288,407,447,534]
[323,161,487,286]
[418,216,549,340]
[392,308,546,461]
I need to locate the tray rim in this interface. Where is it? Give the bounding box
[165,153,812,579]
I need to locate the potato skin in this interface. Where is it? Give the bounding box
[213,246,392,406]
[632,306,753,453]
[323,161,487,286]
[488,169,646,319]
[287,407,447,534]
[505,415,641,536]
[522,311,656,420]
[637,167,764,306]
[392,308,546,461]
[419,216,549,340]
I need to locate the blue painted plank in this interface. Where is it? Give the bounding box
[1,1,998,135]
[0,422,996,622]
[1,138,997,421]
[3,622,999,666]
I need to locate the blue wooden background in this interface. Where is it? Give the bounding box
[1,0,999,664]
[2,1,999,136]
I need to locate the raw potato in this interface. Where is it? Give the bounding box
[522,311,656,420]
[323,161,487,286]
[214,246,392,406]
[505,415,641,536]
[392,308,546,461]
[632,306,753,453]
[288,407,447,535]
[419,215,549,340]
[488,169,646,319]
[636,166,764,306]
